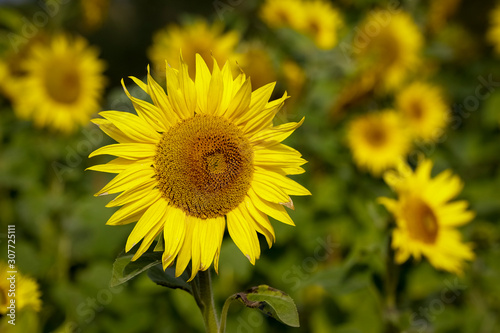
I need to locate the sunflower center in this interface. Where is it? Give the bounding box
[154,115,254,219]
[405,198,439,244]
[365,126,387,147]
[45,61,81,104]
[409,101,424,120]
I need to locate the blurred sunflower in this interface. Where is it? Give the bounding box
[396,82,449,142]
[379,159,475,274]
[148,19,240,78]
[260,0,342,50]
[347,110,410,176]
[355,10,423,92]
[13,34,106,133]
[88,54,310,280]
[427,0,461,33]
[80,0,110,31]
[0,33,47,100]
[298,0,343,50]
[260,0,303,29]
[0,262,42,314]
[238,42,277,89]
[281,60,306,103]
[487,5,500,55]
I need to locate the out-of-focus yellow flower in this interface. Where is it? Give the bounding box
[260,0,343,50]
[238,42,277,89]
[0,262,42,314]
[427,0,461,33]
[148,19,240,78]
[354,10,423,92]
[80,0,110,31]
[396,82,449,142]
[13,34,106,133]
[298,0,343,50]
[0,33,47,100]
[260,0,304,30]
[379,159,475,275]
[88,54,310,281]
[281,60,306,102]
[487,5,500,55]
[347,110,410,176]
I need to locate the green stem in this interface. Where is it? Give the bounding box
[190,269,219,333]
[219,294,237,333]
[384,236,400,333]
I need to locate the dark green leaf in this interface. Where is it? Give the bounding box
[147,264,192,294]
[236,285,299,327]
[110,250,162,287]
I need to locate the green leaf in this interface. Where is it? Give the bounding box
[110,250,162,287]
[236,285,300,327]
[147,264,192,294]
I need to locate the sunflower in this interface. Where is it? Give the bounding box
[260,0,342,50]
[346,110,410,176]
[0,262,42,315]
[354,10,423,92]
[148,19,240,78]
[427,0,461,33]
[281,60,306,104]
[80,0,110,31]
[396,82,449,142]
[88,54,310,280]
[487,5,500,55]
[298,0,343,50]
[379,159,475,274]
[13,34,106,133]
[260,0,304,30]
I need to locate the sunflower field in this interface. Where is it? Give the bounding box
[1,0,499,332]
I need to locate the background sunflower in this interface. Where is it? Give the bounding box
[1,0,499,332]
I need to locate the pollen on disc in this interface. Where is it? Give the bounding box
[154,115,254,219]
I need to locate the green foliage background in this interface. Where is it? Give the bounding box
[1,0,499,332]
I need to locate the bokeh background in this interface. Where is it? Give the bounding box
[1,0,500,332]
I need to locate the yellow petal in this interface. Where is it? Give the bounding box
[94,162,154,196]
[250,117,304,144]
[100,110,161,143]
[107,189,162,225]
[126,199,167,252]
[86,157,138,174]
[91,119,135,143]
[89,143,156,160]
[226,203,260,264]
[247,188,295,226]
[162,206,187,269]
[254,168,311,196]
[195,54,211,113]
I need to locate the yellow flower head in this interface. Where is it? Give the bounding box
[0,262,42,314]
[355,10,423,92]
[487,5,500,55]
[13,34,106,133]
[298,0,343,50]
[260,0,343,50]
[148,19,240,78]
[260,0,304,30]
[347,110,411,176]
[396,82,449,142]
[379,159,475,275]
[88,54,310,281]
